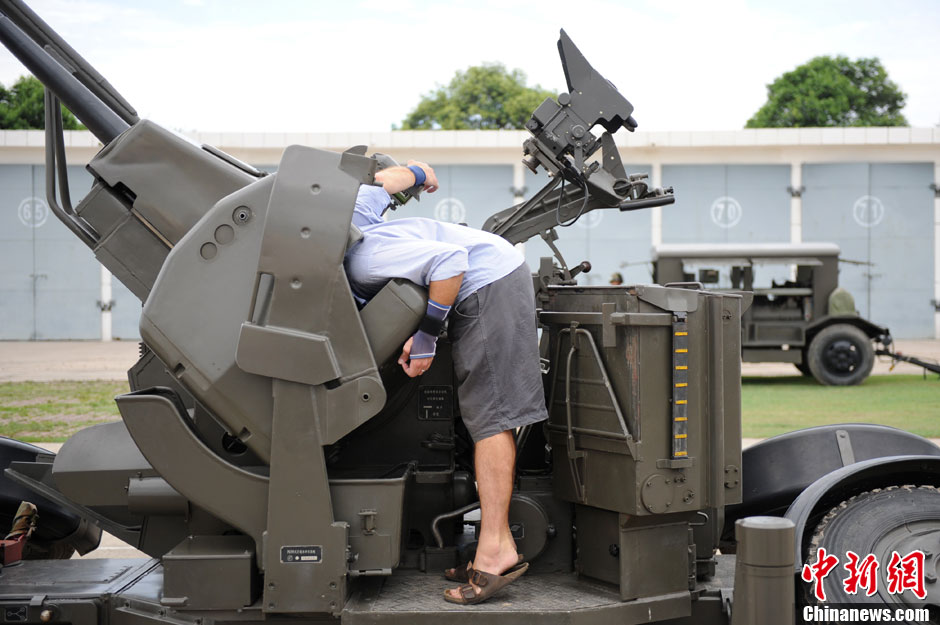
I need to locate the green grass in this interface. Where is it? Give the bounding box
[742,374,940,438]
[1,375,938,443]
[0,380,125,442]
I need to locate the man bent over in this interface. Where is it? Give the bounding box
[344,158,548,604]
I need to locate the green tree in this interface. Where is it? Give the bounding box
[0,75,84,130]
[746,56,907,128]
[401,63,556,130]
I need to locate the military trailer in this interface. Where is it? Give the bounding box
[651,243,892,386]
[2,2,940,624]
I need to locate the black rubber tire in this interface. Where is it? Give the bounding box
[801,486,940,622]
[806,324,875,386]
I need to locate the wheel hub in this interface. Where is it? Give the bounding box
[870,521,940,608]
[823,339,862,373]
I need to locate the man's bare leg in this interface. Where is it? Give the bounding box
[446,430,518,599]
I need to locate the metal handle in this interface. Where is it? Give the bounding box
[43,89,98,247]
[564,332,587,502]
[559,326,638,502]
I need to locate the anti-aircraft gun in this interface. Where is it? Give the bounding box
[3,2,940,623]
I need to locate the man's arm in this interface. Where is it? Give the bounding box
[398,273,462,377]
[427,274,463,307]
[375,160,440,194]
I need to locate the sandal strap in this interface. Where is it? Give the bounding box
[445,562,529,605]
[469,569,490,587]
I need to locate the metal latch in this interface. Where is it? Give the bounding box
[358,509,377,535]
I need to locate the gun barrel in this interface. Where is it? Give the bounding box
[0,14,129,143]
[1,0,137,125]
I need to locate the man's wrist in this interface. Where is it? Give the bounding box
[410,298,452,359]
[407,164,427,187]
[419,298,451,335]
[409,329,438,359]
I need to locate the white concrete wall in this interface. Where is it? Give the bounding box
[2,127,938,338]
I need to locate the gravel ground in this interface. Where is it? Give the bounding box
[0,341,141,383]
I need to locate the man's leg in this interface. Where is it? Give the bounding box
[473,430,519,571]
[445,429,518,599]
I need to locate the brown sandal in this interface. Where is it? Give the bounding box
[443,562,529,605]
[443,554,525,583]
[443,561,473,583]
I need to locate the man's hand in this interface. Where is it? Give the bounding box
[407,160,439,193]
[398,336,433,377]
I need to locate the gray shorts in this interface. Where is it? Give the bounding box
[448,262,549,442]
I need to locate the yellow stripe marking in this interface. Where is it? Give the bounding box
[675,382,688,387]
[675,417,688,422]
[676,366,688,370]
[675,348,688,353]
[676,400,687,405]
[675,434,687,439]
[675,331,688,336]
[675,451,688,456]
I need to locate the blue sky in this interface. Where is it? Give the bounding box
[1,0,937,132]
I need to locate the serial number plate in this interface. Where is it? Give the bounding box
[419,385,453,421]
[280,545,322,563]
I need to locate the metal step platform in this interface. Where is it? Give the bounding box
[342,571,691,625]
[0,558,736,625]
[0,558,156,598]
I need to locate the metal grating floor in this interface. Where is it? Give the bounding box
[343,570,694,624]
[351,571,620,613]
